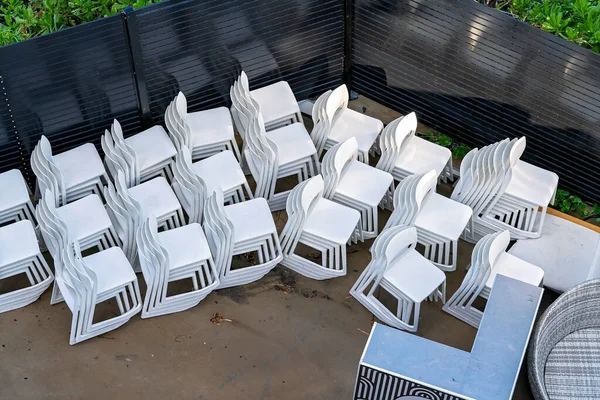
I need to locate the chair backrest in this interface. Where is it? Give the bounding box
[300,175,324,215]
[203,190,234,279]
[487,229,510,267]
[104,180,137,265]
[509,137,526,168]
[38,136,68,206]
[322,138,358,199]
[36,189,69,262]
[31,144,61,207]
[324,84,349,123]
[111,121,138,187]
[311,89,332,124]
[172,145,206,224]
[383,225,418,267]
[414,169,438,210]
[395,112,417,140]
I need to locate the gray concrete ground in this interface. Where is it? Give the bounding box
[0,97,558,399]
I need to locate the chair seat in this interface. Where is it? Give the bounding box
[53,143,105,189]
[485,252,544,289]
[0,220,40,267]
[383,249,446,303]
[56,195,112,241]
[544,327,600,400]
[266,123,317,167]
[158,223,212,269]
[335,160,393,206]
[128,177,181,220]
[395,136,451,176]
[192,151,246,195]
[415,193,473,239]
[225,198,277,243]
[187,107,234,147]
[82,247,137,294]
[504,160,558,206]
[303,197,360,245]
[328,108,383,153]
[251,81,300,125]
[125,126,176,173]
[0,169,30,212]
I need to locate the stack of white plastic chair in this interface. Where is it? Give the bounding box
[376,112,453,193]
[0,169,36,224]
[110,156,185,231]
[383,170,472,272]
[237,99,319,211]
[36,190,120,304]
[31,135,108,205]
[36,189,141,344]
[350,225,446,332]
[136,213,219,318]
[279,175,362,280]
[0,218,53,313]
[165,97,252,204]
[231,74,319,181]
[321,138,393,239]
[203,190,283,288]
[102,120,176,185]
[233,70,302,131]
[443,230,544,328]
[451,137,558,242]
[311,84,383,163]
[104,181,139,267]
[61,240,141,345]
[164,91,240,162]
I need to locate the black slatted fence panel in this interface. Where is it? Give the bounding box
[0,15,141,186]
[0,76,24,176]
[134,0,345,123]
[352,0,600,201]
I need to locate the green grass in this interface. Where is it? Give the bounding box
[0,0,161,46]
[489,0,600,53]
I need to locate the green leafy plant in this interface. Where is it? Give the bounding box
[0,0,160,46]
[553,189,589,217]
[484,0,600,53]
[452,143,472,160]
[421,130,472,160]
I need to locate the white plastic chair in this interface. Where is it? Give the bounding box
[136,214,219,318]
[233,71,302,131]
[115,170,185,231]
[376,112,453,188]
[0,219,53,313]
[171,139,253,209]
[321,138,393,239]
[36,190,120,304]
[165,91,240,162]
[32,135,109,206]
[383,171,472,271]
[59,240,141,345]
[451,137,558,242]
[350,225,446,332]
[443,230,544,328]
[0,169,36,225]
[110,119,176,185]
[279,175,362,280]
[311,84,383,163]
[241,104,319,211]
[203,190,283,289]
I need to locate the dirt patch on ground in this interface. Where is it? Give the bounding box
[300,288,332,301]
[216,286,249,304]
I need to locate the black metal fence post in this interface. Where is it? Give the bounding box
[122,6,152,128]
[343,0,354,95]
